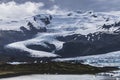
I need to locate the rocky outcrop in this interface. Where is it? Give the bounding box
[101,21,120,30]
[34,14,52,25]
[20,22,47,35]
[26,42,56,52]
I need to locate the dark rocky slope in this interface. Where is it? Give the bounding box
[56,31,120,57]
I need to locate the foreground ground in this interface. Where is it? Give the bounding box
[0,62,118,78]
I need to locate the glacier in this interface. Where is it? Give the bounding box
[1,10,120,61]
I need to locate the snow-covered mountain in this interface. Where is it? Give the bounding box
[1,10,120,62]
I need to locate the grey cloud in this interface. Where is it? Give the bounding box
[0,0,120,11]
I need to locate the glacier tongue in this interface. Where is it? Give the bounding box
[5,32,64,57]
[54,51,120,67]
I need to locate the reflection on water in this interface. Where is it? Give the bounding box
[0,74,119,80]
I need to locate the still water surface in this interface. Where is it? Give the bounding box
[0,74,119,80]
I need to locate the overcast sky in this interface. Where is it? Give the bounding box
[0,0,120,12]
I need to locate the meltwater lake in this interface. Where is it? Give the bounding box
[0,74,119,80]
